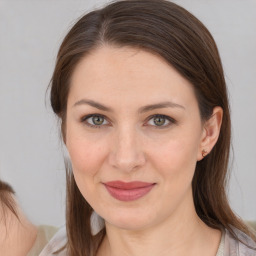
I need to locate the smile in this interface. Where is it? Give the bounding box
[104,181,156,202]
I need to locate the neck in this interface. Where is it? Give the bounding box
[97,192,221,256]
[0,199,37,256]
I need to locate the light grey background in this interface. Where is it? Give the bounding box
[0,0,255,227]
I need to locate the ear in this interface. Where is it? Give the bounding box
[197,106,223,161]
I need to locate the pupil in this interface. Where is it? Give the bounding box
[154,116,165,126]
[93,116,103,125]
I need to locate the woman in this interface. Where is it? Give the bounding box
[0,180,57,256]
[40,0,256,255]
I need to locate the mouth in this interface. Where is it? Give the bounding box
[103,181,156,202]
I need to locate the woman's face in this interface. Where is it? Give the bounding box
[65,46,206,230]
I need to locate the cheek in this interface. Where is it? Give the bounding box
[150,134,199,180]
[150,139,198,209]
[66,136,108,203]
[66,136,107,177]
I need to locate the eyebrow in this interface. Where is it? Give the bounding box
[73,99,185,112]
[138,102,185,113]
[73,99,113,112]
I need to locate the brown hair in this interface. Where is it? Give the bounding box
[49,0,255,255]
[0,180,17,219]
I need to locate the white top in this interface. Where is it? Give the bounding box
[39,226,67,256]
[216,231,225,256]
[39,226,256,256]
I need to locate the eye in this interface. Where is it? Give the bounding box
[81,114,109,128]
[146,114,176,128]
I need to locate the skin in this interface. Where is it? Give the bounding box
[65,46,223,256]
[0,197,37,256]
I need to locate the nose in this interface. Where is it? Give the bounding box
[108,127,146,172]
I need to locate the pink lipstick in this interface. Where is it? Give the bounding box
[104,181,155,201]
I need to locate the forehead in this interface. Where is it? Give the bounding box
[68,45,197,110]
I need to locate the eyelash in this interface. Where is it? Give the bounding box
[145,114,177,128]
[80,114,177,129]
[81,114,108,129]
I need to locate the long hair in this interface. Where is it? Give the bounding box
[49,1,255,255]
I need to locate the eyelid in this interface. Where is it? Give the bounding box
[81,114,110,128]
[80,113,176,129]
[144,114,177,128]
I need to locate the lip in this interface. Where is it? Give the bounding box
[104,181,155,202]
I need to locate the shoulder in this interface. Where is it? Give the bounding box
[39,226,68,256]
[224,228,256,256]
[27,225,58,256]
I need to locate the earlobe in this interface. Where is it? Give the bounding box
[197,106,223,161]
[201,149,208,158]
